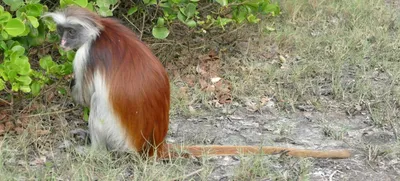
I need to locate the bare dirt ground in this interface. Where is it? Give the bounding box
[169,108,399,180]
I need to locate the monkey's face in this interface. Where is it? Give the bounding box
[56,24,89,51]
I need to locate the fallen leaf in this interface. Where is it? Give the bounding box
[210,77,222,83]
[188,105,196,113]
[179,87,188,95]
[30,156,46,166]
[36,130,51,136]
[199,78,208,90]
[14,127,24,135]
[279,55,286,63]
[0,114,6,121]
[5,121,14,131]
[183,75,196,86]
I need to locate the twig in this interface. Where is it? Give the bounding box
[216,23,246,39]
[122,14,142,34]
[170,168,204,181]
[329,170,339,181]
[111,1,120,12]
[0,97,11,106]
[140,11,146,40]
[389,120,398,140]
[20,108,78,118]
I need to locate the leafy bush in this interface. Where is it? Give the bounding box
[0,0,279,97]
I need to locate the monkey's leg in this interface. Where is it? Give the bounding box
[88,92,107,150]
[88,92,130,152]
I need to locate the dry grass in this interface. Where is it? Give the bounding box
[1,0,400,180]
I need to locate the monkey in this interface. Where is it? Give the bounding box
[43,6,351,160]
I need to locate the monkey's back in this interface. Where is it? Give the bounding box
[90,18,170,156]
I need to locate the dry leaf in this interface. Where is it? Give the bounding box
[46,92,55,102]
[279,55,286,63]
[188,105,196,113]
[196,64,207,75]
[0,113,6,121]
[30,156,46,166]
[5,121,14,131]
[199,78,208,90]
[36,130,51,136]
[205,85,215,92]
[210,77,222,83]
[179,87,188,94]
[14,127,24,135]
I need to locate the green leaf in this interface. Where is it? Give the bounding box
[58,87,67,95]
[83,107,90,122]
[19,24,31,37]
[156,17,165,27]
[152,26,169,39]
[177,11,186,23]
[39,55,55,70]
[127,6,138,15]
[10,45,25,60]
[247,14,260,23]
[29,25,39,37]
[31,82,41,95]
[16,75,32,85]
[0,5,4,13]
[0,79,5,91]
[4,18,26,37]
[184,3,196,19]
[233,6,248,23]
[0,41,6,50]
[66,51,76,61]
[27,16,39,28]
[190,0,199,2]
[60,0,75,8]
[3,0,23,11]
[44,19,57,31]
[25,4,44,17]
[73,0,88,7]
[11,82,20,91]
[97,6,113,17]
[85,2,94,11]
[1,30,9,40]
[262,3,280,15]
[216,0,228,6]
[0,11,12,24]
[185,19,197,27]
[26,0,41,3]
[16,57,31,75]
[20,85,31,92]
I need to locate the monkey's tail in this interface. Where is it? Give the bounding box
[159,144,351,159]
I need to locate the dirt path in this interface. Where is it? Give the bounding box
[168,107,399,180]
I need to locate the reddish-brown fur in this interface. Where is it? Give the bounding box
[90,17,170,157]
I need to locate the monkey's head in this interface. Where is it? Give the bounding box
[43,6,104,51]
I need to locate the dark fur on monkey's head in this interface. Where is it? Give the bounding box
[43,6,104,51]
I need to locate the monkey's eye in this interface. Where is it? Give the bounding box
[68,29,76,36]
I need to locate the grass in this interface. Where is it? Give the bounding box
[1,0,400,180]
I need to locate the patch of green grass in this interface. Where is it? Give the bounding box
[0,132,213,180]
[234,155,312,180]
[220,0,400,126]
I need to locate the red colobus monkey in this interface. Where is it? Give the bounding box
[43,6,351,159]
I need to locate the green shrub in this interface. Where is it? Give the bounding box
[0,0,279,97]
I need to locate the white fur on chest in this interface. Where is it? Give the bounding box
[89,71,130,151]
[72,44,129,151]
[71,42,93,106]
